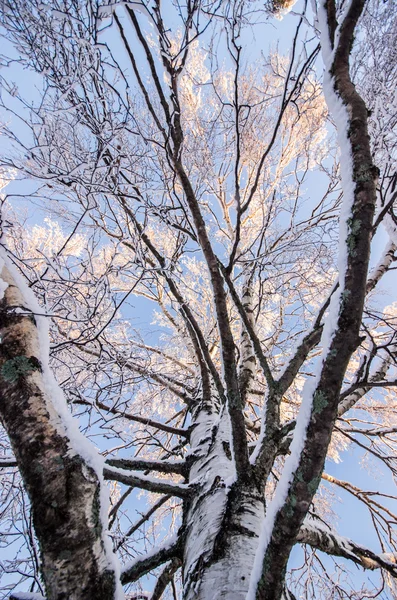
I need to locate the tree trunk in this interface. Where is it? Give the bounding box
[0,263,120,600]
[183,402,264,600]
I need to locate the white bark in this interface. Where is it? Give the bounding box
[184,404,264,600]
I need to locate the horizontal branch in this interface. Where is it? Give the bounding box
[298,521,397,576]
[0,458,18,467]
[121,537,182,585]
[106,457,187,475]
[75,398,189,438]
[341,425,397,436]
[10,594,46,600]
[342,380,397,392]
[66,338,194,404]
[129,361,194,402]
[103,465,191,498]
[322,472,397,521]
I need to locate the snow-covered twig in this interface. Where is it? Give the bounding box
[298,519,397,576]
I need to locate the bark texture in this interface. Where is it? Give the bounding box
[254,1,378,597]
[183,403,264,600]
[0,265,118,600]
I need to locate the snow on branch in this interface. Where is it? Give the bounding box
[248,0,380,595]
[103,465,191,498]
[106,457,187,475]
[298,520,397,576]
[366,239,397,293]
[0,252,123,597]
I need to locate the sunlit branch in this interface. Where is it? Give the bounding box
[241,40,320,215]
[297,521,397,576]
[129,339,195,375]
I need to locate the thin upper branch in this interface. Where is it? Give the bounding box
[75,398,188,438]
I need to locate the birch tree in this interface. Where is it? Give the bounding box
[0,0,396,599]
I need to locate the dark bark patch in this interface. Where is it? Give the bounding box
[1,355,41,382]
[222,440,232,460]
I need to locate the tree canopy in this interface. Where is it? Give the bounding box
[0,0,396,599]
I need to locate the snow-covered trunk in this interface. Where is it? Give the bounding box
[183,400,264,600]
[0,264,121,600]
[248,2,378,598]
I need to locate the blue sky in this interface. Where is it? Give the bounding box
[0,1,396,597]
